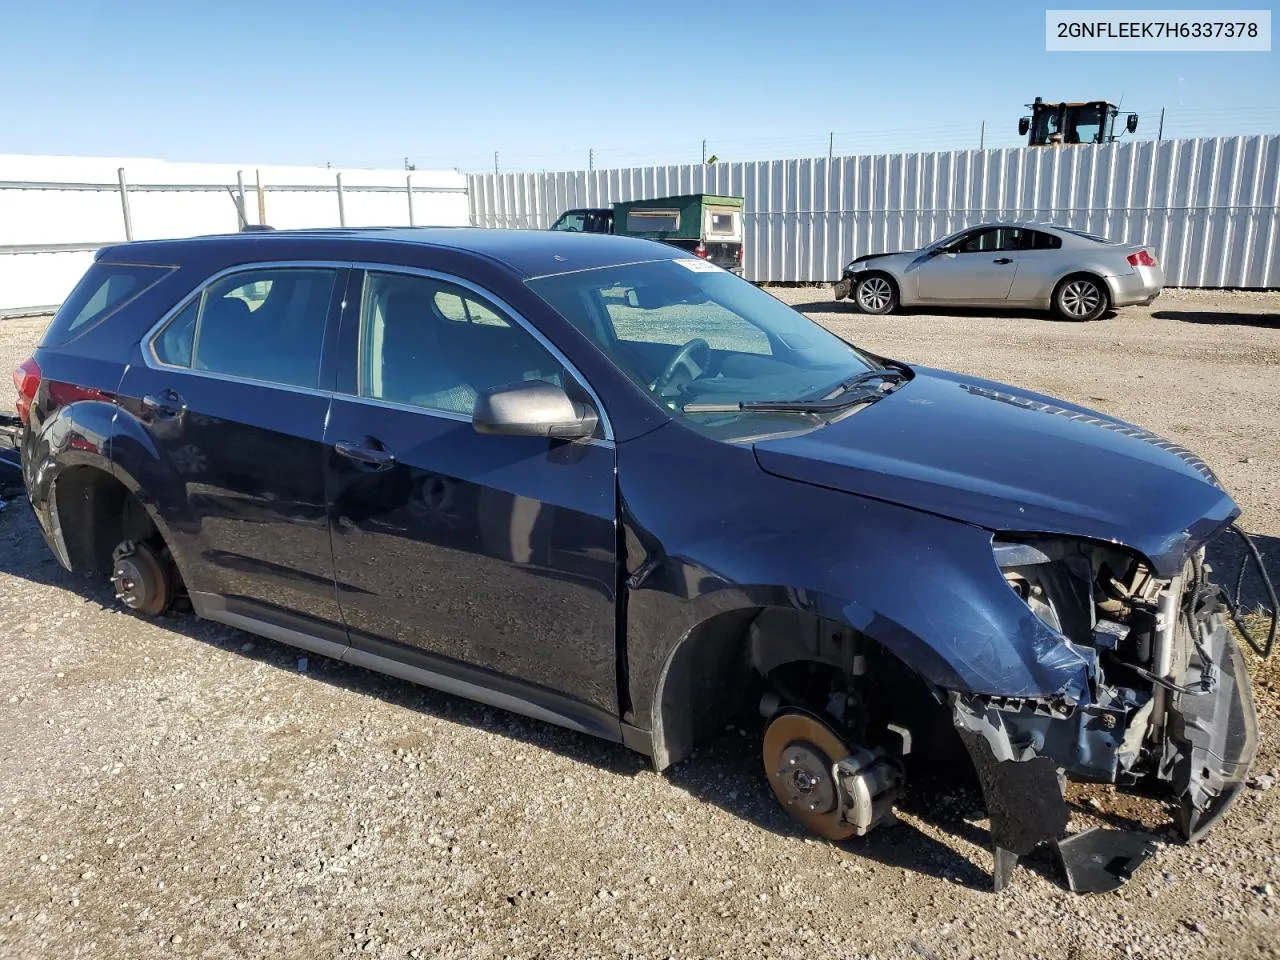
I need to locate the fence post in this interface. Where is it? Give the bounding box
[336,172,346,226]
[406,175,415,226]
[117,167,134,241]
[255,169,266,225]
[236,170,248,228]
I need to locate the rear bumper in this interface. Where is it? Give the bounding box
[1108,266,1164,307]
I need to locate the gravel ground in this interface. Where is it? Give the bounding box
[1,289,1279,960]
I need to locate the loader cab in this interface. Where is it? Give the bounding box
[1019,97,1138,146]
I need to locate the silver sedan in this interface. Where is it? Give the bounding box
[833,221,1164,321]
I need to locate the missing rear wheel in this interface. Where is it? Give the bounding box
[110,540,174,617]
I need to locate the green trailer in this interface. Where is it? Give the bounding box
[550,194,745,275]
[612,194,744,274]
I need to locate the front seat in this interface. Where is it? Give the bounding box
[377,290,476,414]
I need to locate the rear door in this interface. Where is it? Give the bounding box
[915,227,1020,301]
[323,266,619,731]
[117,263,349,641]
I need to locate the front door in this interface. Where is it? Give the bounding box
[915,227,1020,301]
[324,268,619,723]
[117,265,349,634]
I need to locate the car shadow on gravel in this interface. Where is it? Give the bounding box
[664,730,1073,891]
[1206,530,1279,630]
[0,502,649,780]
[1153,309,1280,328]
[788,299,1116,323]
[1,504,1014,890]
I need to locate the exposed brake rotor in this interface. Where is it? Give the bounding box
[762,711,858,840]
[110,540,172,617]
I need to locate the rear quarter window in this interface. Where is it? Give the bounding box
[40,261,173,347]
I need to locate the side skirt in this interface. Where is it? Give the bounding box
[190,591,633,749]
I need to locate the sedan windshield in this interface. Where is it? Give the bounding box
[527,259,881,424]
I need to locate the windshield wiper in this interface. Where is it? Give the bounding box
[819,367,906,400]
[683,389,887,415]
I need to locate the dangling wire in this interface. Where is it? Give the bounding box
[1223,523,1277,659]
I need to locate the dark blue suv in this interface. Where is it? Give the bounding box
[13,227,1270,892]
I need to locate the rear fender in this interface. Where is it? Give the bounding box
[103,405,201,587]
[24,400,120,553]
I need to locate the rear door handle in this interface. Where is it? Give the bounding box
[993,257,1014,265]
[142,390,187,418]
[334,440,396,470]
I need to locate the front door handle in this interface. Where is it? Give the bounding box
[334,440,396,470]
[992,257,1014,265]
[142,390,187,418]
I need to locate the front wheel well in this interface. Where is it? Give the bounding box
[52,466,161,577]
[649,607,954,771]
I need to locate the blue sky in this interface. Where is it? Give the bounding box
[1,0,1275,172]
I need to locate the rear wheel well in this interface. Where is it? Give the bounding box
[52,467,161,577]
[1053,271,1112,310]
[650,607,956,771]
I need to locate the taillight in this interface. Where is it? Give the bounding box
[693,244,708,258]
[1127,249,1157,267]
[12,357,40,424]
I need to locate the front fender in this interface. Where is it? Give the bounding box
[619,424,1096,739]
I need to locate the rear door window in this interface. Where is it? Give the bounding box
[1026,230,1063,250]
[150,267,338,389]
[41,262,173,346]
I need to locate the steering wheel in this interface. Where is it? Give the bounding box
[651,337,711,399]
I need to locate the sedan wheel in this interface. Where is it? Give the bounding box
[1054,277,1108,321]
[854,275,898,315]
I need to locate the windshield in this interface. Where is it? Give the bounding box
[528,259,880,428]
[550,211,587,232]
[928,228,969,250]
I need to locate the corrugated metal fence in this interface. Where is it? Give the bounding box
[468,135,1280,288]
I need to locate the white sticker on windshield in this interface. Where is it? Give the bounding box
[673,258,723,273]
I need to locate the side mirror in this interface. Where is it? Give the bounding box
[1018,117,1030,137]
[473,381,599,440]
[1126,113,1139,134]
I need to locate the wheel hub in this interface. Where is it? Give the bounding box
[111,556,150,609]
[762,711,857,840]
[109,540,171,615]
[776,742,838,814]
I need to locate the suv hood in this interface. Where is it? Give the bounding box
[753,367,1238,576]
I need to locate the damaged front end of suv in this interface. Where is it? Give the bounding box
[955,528,1273,892]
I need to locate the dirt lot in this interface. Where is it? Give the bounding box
[1,289,1279,960]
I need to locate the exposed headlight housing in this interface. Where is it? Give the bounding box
[993,534,1172,675]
